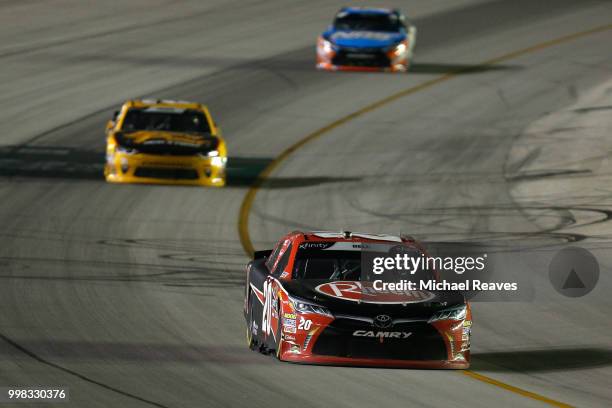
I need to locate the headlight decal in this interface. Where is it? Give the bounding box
[289,297,333,317]
[428,305,467,323]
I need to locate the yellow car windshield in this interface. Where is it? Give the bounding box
[122,108,211,134]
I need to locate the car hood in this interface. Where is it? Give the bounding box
[116,130,215,146]
[280,279,465,317]
[114,130,219,155]
[325,30,405,48]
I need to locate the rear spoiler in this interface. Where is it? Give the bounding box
[253,249,273,260]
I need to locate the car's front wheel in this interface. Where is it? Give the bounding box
[245,290,257,351]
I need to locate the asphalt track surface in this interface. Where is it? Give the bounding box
[1,1,612,407]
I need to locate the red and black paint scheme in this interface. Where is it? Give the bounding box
[244,231,471,369]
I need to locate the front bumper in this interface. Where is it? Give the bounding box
[277,315,470,369]
[283,353,469,369]
[316,45,410,72]
[317,62,408,73]
[104,152,226,187]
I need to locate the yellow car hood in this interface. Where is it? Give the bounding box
[113,131,220,155]
[119,130,215,146]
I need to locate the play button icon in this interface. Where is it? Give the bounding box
[549,247,599,297]
[562,269,585,289]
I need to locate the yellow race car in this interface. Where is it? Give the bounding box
[104,99,227,187]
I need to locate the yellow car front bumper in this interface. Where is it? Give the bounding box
[104,151,226,187]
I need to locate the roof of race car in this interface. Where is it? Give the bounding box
[338,7,396,16]
[123,99,208,111]
[291,231,412,245]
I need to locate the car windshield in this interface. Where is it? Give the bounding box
[293,250,363,280]
[333,13,401,32]
[121,108,211,133]
[292,248,433,281]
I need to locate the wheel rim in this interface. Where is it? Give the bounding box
[246,325,253,347]
[246,290,255,348]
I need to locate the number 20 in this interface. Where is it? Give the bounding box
[298,317,312,330]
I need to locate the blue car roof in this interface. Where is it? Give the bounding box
[337,7,396,16]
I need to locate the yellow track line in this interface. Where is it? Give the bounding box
[462,371,573,408]
[237,23,612,407]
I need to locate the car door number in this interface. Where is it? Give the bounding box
[262,280,274,336]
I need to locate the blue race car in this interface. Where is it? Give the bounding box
[316,7,416,72]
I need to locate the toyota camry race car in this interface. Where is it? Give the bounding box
[104,99,227,186]
[316,7,416,72]
[244,231,471,368]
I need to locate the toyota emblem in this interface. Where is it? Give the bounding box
[373,314,392,328]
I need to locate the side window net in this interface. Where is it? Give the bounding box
[272,244,293,276]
